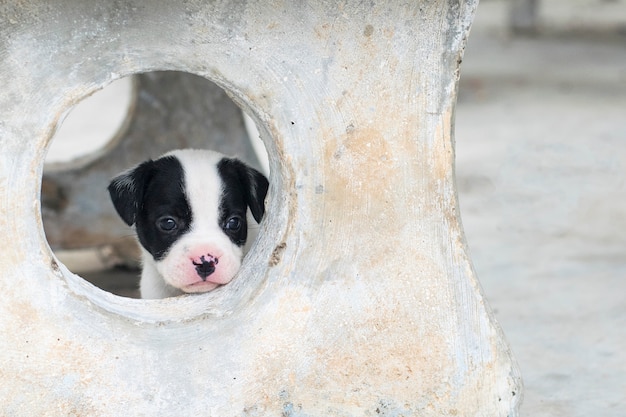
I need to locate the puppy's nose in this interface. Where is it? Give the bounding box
[192,255,218,280]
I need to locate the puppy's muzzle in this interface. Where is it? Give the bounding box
[192,255,219,280]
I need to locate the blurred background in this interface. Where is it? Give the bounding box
[44,0,625,415]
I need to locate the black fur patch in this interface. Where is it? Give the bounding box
[108,156,192,261]
[217,158,269,246]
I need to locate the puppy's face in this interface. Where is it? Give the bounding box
[108,149,268,294]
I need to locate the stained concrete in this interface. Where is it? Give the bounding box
[5,0,523,414]
[50,0,626,415]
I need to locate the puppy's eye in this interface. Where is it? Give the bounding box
[157,216,178,232]
[225,216,242,232]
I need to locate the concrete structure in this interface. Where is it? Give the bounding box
[0,1,521,415]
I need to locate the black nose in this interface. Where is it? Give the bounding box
[192,255,217,280]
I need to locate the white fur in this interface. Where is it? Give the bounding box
[140,212,259,299]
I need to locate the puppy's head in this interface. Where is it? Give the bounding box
[108,149,268,295]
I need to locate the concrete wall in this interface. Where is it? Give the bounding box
[0,1,521,415]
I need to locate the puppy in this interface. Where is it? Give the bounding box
[108,149,268,299]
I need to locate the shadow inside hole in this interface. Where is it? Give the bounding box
[43,71,269,299]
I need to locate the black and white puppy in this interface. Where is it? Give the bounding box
[108,149,268,299]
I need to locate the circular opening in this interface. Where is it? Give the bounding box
[43,71,270,302]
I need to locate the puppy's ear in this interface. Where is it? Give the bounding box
[219,158,269,223]
[244,165,269,223]
[107,161,152,226]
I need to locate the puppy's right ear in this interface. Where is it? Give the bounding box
[107,161,151,226]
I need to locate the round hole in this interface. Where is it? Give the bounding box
[44,71,271,303]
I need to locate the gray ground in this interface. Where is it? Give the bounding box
[456,1,626,415]
[50,0,626,415]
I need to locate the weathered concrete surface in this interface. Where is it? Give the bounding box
[55,1,626,415]
[0,1,521,415]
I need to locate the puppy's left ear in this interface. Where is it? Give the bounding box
[245,166,269,223]
[220,158,269,223]
[107,161,152,226]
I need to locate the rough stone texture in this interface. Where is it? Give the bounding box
[0,1,521,415]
